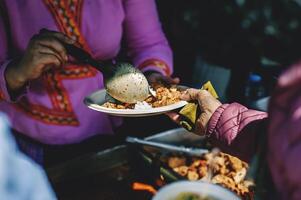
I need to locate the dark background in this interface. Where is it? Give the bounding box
[157,0,301,101]
[120,0,301,136]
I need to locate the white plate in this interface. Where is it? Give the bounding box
[152,181,240,200]
[84,89,188,117]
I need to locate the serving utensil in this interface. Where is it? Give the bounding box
[126,136,209,156]
[64,43,150,104]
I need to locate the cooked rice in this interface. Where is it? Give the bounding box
[102,84,182,109]
[134,101,152,110]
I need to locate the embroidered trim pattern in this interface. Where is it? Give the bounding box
[138,58,171,76]
[43,0,88,50]
[16,98,79,126]
[59,64,97,79]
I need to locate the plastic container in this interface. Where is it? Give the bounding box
[152,181,240,200]
[245,73,266,105]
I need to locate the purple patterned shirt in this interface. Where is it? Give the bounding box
[0,0,173,145]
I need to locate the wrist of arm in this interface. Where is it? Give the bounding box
[5,59,27,91]
[143,70,161,77]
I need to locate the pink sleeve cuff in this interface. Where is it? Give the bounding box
[206,104,229,137]
[0,60,28,102]
[140,65,168,76]
[206,102,267,145]
[136,58,173,76]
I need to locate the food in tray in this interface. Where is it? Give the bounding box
[165,152,254,199]
[102,84,182,109]
[172,192,216,200]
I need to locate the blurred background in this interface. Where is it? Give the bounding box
[157,0,301,102]
[119,0,301,136]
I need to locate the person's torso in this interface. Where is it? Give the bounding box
[0,0,125,144]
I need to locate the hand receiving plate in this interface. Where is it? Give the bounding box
[84,87,188,117]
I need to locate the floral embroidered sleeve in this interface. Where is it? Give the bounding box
[0,3,30,102]
[0,5,15,102]
[123,0,173,76]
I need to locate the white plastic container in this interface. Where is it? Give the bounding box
[152,181,240,200]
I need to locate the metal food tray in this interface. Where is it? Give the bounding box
[47,128,205,183]
[128,128,208,183]
[146,128,204,145]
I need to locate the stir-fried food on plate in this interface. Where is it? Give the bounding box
[102,84,182,109]
[165,152,254,199]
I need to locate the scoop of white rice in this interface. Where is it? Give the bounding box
[134,101,152,110]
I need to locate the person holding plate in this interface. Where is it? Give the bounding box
[168,61,301,200]
[0,0,178,164]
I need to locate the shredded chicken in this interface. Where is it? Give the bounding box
[102,84,182,109]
